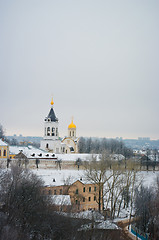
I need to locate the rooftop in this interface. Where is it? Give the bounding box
[0,139,8,146]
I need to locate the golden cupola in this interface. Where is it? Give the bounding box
[68,119,76,129]
[68,118,76,138]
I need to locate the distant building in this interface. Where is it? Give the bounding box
[0,139,9,160]
[138,137,150,141]
[40,98,79,154]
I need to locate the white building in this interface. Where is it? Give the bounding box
[40,98,79,154]
[61,119,79,153]
[40,98,62,153]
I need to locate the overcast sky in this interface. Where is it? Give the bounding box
[0,0,159,139]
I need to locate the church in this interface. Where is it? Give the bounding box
[40,98,79,154]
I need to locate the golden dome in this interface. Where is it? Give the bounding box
[51,97,54,106]
[68,119,76,129]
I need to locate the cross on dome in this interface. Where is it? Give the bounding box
[51,97,54,106]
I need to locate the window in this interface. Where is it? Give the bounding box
[83,187,85,192]
[76,200,78,205]
[52,127,55,136]
[46,143,49,149]
[3,150,6,156]
[83,197,85,202]
[88,197,91,201]
[73,131,74,136]
[0,150,1,156]
[94,186,96,192]
[89,187,91,192]
[54,190,56,195]
[47,127,50,136]
[70,131,71,137]
[60,189,62,194]
[48,190,52,195]
[56,128,58,136]
[94,196,96,201]
[75,189,78,194]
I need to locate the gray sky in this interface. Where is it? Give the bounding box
[0,0,159,139]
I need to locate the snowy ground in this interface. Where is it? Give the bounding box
[32,168,159,187]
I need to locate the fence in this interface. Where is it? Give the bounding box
[130,225,148,240]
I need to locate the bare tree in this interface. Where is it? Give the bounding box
[84,154,112,213]
[35,158,40,169]
[105,169,123,219]
[75,158,82,170]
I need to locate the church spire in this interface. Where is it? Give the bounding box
[51,97,54,106]
[44,97,58,122]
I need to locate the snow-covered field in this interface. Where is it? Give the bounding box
[32,168,159,187]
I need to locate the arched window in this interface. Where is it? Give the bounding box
[70,131,71,137]
[52,127,55,136]
[73,131,74,136]
[3,150,6,156]
[46,143,49,149]
[47,127,50,136]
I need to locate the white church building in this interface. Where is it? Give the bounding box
[40,98,79,154]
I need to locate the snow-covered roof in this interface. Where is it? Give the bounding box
[50,195,71,205]
[33,169,84,186]
[71,210,104,220]
[55,153,124,162]
[9,146,56,159]
[0,139,8,146]
[9,147,101,161]
[79,220,118,231]
[56,153,100,162]
[97,220,118,230]
[110,154,125,161]
[148,154,159,161]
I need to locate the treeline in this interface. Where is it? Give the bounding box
[78,137,133,157]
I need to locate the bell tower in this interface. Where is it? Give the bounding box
[40,98,61,153]
[43,97,59,140]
